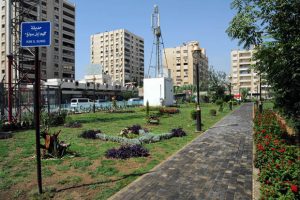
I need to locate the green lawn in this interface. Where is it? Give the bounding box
[0,103,238,199]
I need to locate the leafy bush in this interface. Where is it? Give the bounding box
[146,100,150,116]
[147,115,160,125]
[105,145,149,159]
[127,124,142,135]
[210,109,217,116]
[159,108,180,115]
[42,111,68,127]
[170,128,186,137]
[79,130,101,139]
[215,99,224,112]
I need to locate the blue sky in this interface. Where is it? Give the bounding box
[70,0,239,80]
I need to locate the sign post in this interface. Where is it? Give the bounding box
[21,21,51,194]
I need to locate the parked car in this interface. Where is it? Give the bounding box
[127,98,142,106]
[70,98,93,109]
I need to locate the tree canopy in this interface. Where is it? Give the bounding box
[227,0,300,126]
[207,66,227,102]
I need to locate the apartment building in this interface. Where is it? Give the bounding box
[230,49,270,98]
[163,41,208,88]
[90,29,144,86]
[0,0,75,82]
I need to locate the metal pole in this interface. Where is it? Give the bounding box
[259,74,263,113]
[229,82,232,110]
[7,55,13,123]
[47,85,50,115]
[156,36,160,77]
[58,85,62,112]
[34,47,42,194]
[196,61,201,131]
[93,78,96,113]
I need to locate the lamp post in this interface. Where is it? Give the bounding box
[93,76,96,113]
[259,74,263,113]
[192,44,202,132]
[228,75,233,110]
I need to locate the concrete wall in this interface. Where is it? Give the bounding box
[143,77,173,106]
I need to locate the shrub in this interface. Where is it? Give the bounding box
[159,108,180,115]
[127,124,142,135]
[146,100,150,116]
[210,109,217,116]
[215,99,224,112]
[42,111,68,127]
[105,145,149,159]
[170,128,186,137]
[79,130,101,139]
[147,115,160,125]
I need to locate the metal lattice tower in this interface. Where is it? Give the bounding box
[5,0,40,122]
[148,5,168,78]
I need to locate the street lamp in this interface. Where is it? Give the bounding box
[93,75,96,113]
[259,74,263,113]
[192,44,202,132]
[228,75,232,110]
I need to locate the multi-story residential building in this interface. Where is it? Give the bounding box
[90,29,144,86]
[163,41,208,88]
[0,0,75,82]
[230,49,270,98]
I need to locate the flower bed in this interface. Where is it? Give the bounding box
[80,127,187,145]
[105,144,149,159]
[159,108,180,115]
[253,110,299,199]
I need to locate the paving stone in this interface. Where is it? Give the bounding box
[109,103,253,200]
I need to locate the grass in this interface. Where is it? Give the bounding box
[0,103,239,199]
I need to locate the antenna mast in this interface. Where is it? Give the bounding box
[149,5,165,78]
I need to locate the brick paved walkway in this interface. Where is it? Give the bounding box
[110,103,253,200]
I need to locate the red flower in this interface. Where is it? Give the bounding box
[274,139,279,145]
[278,148,286,153]
[271,147,275,151]
[261,129,266,133]
[291,185,298,193]
[257,144,264,151]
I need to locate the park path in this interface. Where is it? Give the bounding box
[110,103,253,200]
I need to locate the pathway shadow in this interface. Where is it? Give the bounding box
[56,171,153,193]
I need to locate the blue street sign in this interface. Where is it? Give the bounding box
[21,21,51,47]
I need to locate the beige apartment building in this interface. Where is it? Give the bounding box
[0,0,75,82]
[163,41,208,88]
[90,29,144,86]
[230,49,270,98]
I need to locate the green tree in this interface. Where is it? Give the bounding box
[121,91,137,100]
[240,88,250,101]
[208,66,227,102]
[227,0,300,127]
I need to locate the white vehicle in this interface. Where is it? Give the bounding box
[70,98,93,109]
[128,98,142,105]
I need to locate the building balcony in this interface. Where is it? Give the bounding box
[239,73,252,77]
[239,79,251,83]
